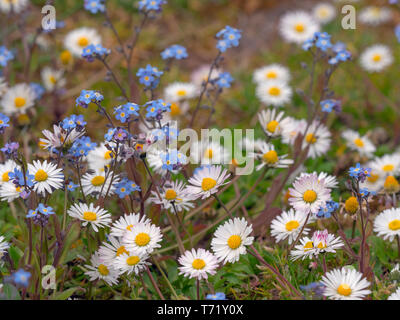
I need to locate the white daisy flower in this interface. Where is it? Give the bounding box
[110,213,151,238]
[374,208,400,242]
[122,222,163,255]
[39,124,85,152]
[289,172,331,215]
[388,287,400,300]
[257,109,291,137]
[0,235,9,260]
[369,153,400,177]
[64,27,102,57]
[0,83,35,115]
[342,129,376,157]
[113,251,150,276]
[28,160,64,196]
[0,160,19,185]
[68,202,112,232]
[291,229,344,261]
[186,165,230,200]
[359,167,384,193]
[297,171,338,190]
[41,67,65,92]
[98,236,130,265]
[190,140,230,165]
[301,121,331,159]
[190,64,221,87]
[253,64,291,85]
[178,248,219,280]
[256,80,292,107]
[360,45,393,73]
[321,267,371,300]
[0,182,25,202]
[84,251,119,286]
[211,218,254,264]
[359,6,392,26]
[0,0,28,13]
[164,82,198,102]
[86,142,118,171]
[282,117,307,145]
[147,146,187,176]
[149,180,194,213]
[81,169,119,198]
[279,11,320,44]
[167,101,190,117]
[313,3,336,24]
[249,142,294,171]
[270,208,312,244]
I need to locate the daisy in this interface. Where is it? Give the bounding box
[281,117,307,145]
[164,82,198,102]
[270,208,312,244]
[40,124,85,152]
[360,45,393,73]
[388,287,400,300]
[252,64,291,85]
[279,11,320,44]
[359,6,392,26]
[41,67,66,92]
[369,153,400,177]
[321,267,371,300]
[0,83,35,115]
[342,130,376,157]
[0,182,25,202]
[249,142,293,171]
[64,27,102,57]
[178,248,219,280]
[289,172,331,215]
[186,165,230,200]
[190,64,221,86]
[211,218,254,264]
[374,208,400,242]
[81,169,119,198]
[149,180,194,213]
[256,80,292,107]
[122,222,163,255]
[27,160,64,196]
[98,236,129,265]
[297,171,338,190]
[68,202,112,232]
[0,235,9,260]
[190,140,230,165]
[257,109,291,137]
[147,147,187,176]
[110,213,151,238]
[84,251,119,286]
[301,121,331,159]
[0,0,28,13]
[359,168,384,193]
[291,229,343,261]
[113,251,150,276]
[313,3,336,24]
[0,160,19,185]
[86,142,117,171]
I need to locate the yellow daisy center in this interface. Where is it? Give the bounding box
[116,246,128,256]
[135,233,150,246]
[49,75,57,84]
[204,148,213,159]
[317,242,326,249]
[268,86,281,96]
[294,23,305,32]
[353,138,364,147]
[303,190,317,203]
[372,54,381,62]
[2,171,10,182]
[345,196,359,214]
[262,150,278,164]
[78,36,89,47]
[83,211,97,221]
[305,133,317,144]
[177,89,187,97]
[367,173,379,183]
[126,224,134,231]
[34,169,48,182]
[192,258,206,270]
[285,220,300,231]
[170,103,181,116]
[165,189,177,201]
[14,97,26,108]
[337,284,352,296]
[201,177,217,191]
[91,175,105,186]
[304,241,313,251]
[104,150,113,160]
[382,164,394,172]
[318,8,328,18]
[266,120,279,133]
[388,219,400,231]
[98,264,109,276]
[60,50,72,64]
[126,256,140,266]
[227,235,242,249]
[266,71,277,79]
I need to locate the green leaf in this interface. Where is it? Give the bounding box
[53,287,79,300]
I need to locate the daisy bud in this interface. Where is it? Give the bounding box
[344,196,359,214]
